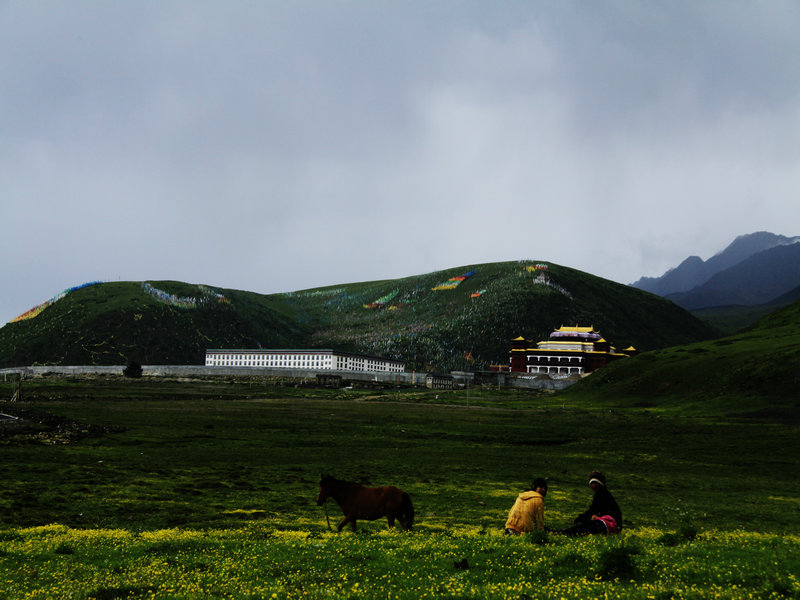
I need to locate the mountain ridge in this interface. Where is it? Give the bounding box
[631,231,800,297]
[0,260,717,371]
[665,242,800,310]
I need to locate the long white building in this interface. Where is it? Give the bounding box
[204,349,405,373]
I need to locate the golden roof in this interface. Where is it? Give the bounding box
[556,325,598,333]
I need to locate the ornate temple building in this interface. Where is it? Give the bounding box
[509,326,637,377]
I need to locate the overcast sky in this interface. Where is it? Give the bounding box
[3,1,800,325]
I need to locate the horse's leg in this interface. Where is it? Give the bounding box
[387,512,396,529]
[336,516,349,532]
[337,514,358,532]
[399,493,414,531]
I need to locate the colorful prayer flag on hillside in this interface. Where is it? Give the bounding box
[363,289,399,309]
[10,282,102,323]
[525,263,548,272]
[432,270,476,291]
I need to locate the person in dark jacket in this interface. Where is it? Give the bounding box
[556,471,622,536]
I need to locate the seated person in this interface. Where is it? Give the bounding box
[504,477,548,535]
[556,470,622,535]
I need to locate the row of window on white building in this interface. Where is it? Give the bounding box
[205,350,404,373]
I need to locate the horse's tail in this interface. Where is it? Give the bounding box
[401,492,415,531]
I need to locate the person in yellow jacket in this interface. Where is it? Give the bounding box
[504,478,548,535]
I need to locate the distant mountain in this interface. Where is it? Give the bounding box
[0,261,718,371]
[631,232,800,296]
[665,242,800,310]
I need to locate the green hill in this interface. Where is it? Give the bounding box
[690,282,800,334]
[563,298,800,416]
[0,261,718,370]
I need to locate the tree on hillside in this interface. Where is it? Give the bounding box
[123,360,143,378]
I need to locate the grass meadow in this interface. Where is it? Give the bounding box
[1,378,798,598]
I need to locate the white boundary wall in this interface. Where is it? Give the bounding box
[1,366,575,391]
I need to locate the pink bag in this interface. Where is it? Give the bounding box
[596,515,620,534]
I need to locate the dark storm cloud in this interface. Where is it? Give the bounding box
[2,1,799,325]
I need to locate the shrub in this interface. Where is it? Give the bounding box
[552,551,590,578]
[678,524,698,541]
[656,532,680,547]
[87,586,154,600]
[123,361,143,378]
[597,543,640,581]
[657,524,699,546]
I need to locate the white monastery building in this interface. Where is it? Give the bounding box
[205,349,405,373]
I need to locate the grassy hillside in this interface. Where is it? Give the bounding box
[0,281,308,367]
[0,261,718,370]
[689,283,800,334]
[563,298,800,415]
[690,304,779,335]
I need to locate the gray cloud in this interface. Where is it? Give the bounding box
[2,1,800,324]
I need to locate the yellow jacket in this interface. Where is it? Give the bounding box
[504,490,545,533]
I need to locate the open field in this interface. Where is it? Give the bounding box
[1,378,798,598]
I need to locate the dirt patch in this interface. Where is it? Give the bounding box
[0,405,125,445]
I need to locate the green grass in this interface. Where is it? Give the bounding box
[1,379,798,533]
[0,377,798,597]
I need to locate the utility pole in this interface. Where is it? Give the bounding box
[10,374,22,403]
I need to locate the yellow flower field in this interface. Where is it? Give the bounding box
[0,524,797,599]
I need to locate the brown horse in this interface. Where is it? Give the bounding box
[316,474,415,532]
